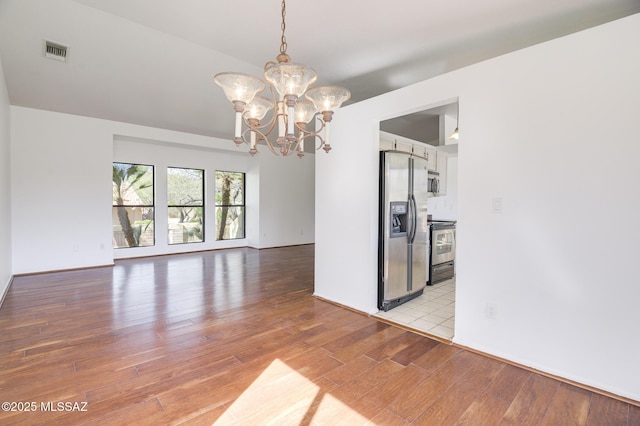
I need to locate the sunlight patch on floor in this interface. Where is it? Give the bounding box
[213,358,370,425]
[214,358,318,425]
[311,393,370,424]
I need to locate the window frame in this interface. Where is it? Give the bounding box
[112,162,155,248]
[214,170,246,241]
[167,166,205,245]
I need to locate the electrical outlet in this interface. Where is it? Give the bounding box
[486,303,497,319]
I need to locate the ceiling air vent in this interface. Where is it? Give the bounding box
[43,40,69,62]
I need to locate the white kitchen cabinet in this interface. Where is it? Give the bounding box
[380,131,428,159]
[424,145,436,171]
[379,131,434,163]
[394,138,414,155]
[379,131,395,151]
[412,143,428,160]
[379,130,448,195]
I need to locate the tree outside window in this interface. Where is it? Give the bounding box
[215,171,245,240]
[168,167,204,244]
[112,163,154,248]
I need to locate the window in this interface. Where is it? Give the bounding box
[215,171,245,240]
[112,162,154,248]
[168,167,204,244]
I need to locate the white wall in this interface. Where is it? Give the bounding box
[11,107,315,273]
[253,153,315,249]
[315,13,640,401]
[11,107,127,273]
[0,56,12,302]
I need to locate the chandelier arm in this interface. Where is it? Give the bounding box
[242,108,279,136]
[251,128,282,156]
[238,98,294,156]
[295,125,323,150]
[291,131,314,157]
[293,117,327,151]
[240,127,253,145]
[315,136,327,151]
[294,118,325,137]
[266,143,281,157]
[310,116,328,150]
[263,132,284,156]
[296,131,323,144]
[262,112,280,138]
[263,61,276,72]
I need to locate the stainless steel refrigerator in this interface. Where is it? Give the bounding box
[378,151,429,311]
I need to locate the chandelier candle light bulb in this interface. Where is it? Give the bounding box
[243,95,274,155]
[213,0,350,158]
[285,95,297,142]
[277,103,286,147]
[294,100,317,157]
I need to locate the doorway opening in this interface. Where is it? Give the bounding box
[374,100,459,342]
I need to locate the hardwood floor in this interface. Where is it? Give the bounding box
[0,245,638,425]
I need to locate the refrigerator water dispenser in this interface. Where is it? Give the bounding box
[390,201,408,237]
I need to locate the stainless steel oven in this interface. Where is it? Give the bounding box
[429,221,455,285]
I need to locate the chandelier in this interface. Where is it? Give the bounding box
[213,0,351,158]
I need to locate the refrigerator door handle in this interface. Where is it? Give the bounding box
[406,195,413,243]
[413,194,418,243]
[409,194,417,244]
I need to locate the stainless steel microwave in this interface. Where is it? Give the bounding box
[428,170,440,195]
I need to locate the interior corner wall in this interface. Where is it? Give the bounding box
[10,106,315,273]
[0,55,12,301]
[9,107,240,273]
[11,107,118,273]
[315,13,640,401]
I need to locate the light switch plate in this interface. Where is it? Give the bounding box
[492,198,503,214]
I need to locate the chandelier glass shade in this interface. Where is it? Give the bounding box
[213,0,350,158]
[264,62,318,98]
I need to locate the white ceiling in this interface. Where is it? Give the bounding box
[0,0,638,141]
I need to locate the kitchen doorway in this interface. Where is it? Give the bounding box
[375,101,459,342]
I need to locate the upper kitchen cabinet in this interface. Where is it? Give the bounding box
[426,145,438,171]
[379,102,458,198]
[379,131,435,165]
[378,129,453,197]
[379,131,395,151]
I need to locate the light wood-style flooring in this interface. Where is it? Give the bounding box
[1,245,638,425]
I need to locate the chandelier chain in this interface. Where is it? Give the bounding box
[280,0,287,54]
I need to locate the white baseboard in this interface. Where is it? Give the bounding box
[0,275,12,308]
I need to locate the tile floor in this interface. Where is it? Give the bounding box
[373,278,455,341]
